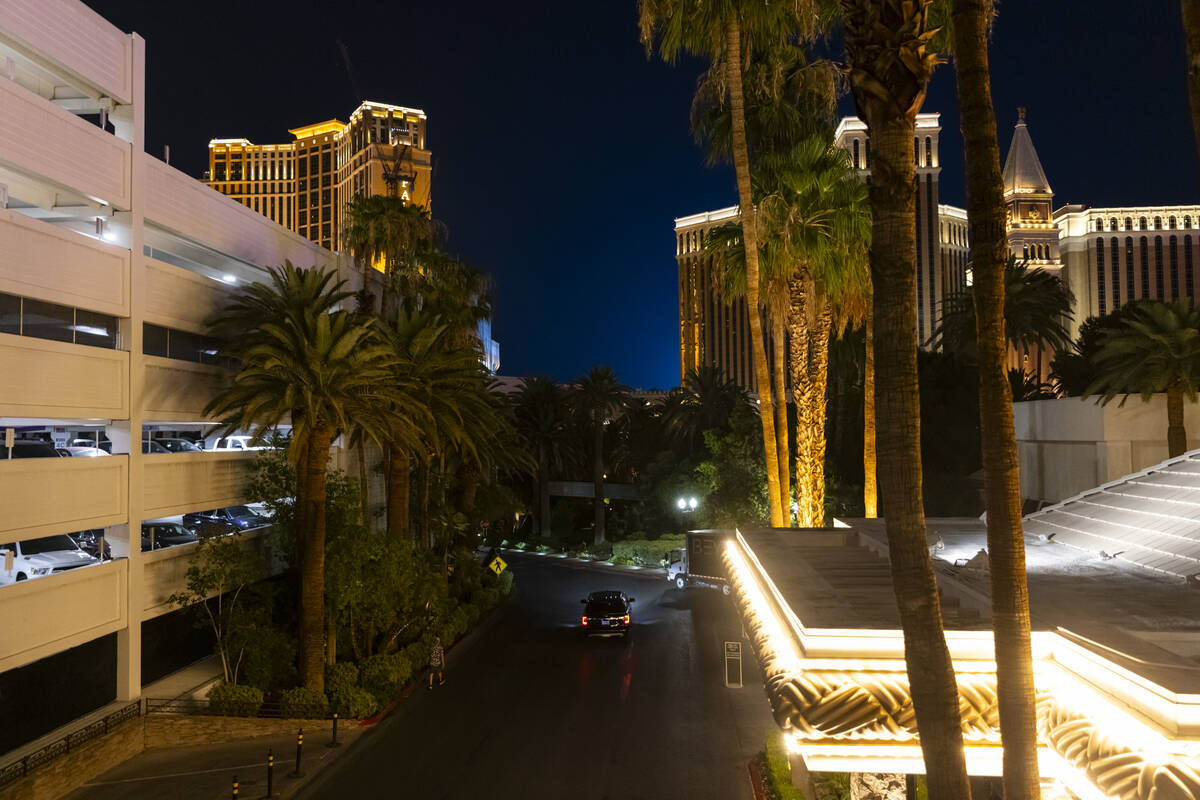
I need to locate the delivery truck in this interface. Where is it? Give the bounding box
[666,529,732,595]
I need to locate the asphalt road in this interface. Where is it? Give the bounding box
[299,552,771,800]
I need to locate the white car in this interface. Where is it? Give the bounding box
[0,536,99,585]
[61,446,110,457]
[209,435,263,452]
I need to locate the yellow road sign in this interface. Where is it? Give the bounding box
[489,556,507,575]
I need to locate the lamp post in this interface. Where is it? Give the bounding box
[675,496,698,534]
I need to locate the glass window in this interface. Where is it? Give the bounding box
[1096,238,1107,315]
[852,139,860,169]
[1140,216,1148,230]
[230,162,242,181]
[299,210,307,226]
[298,159,308,178]
[1154,216,1162,230]
[22,298,74,343]
[0,292,18,335]
[1186,216,1193,229]
[1109,217,1117,231]
[143,323,169,357]
[1125,217,1133,231]
[214,163,226,181]
[74,309,117,349]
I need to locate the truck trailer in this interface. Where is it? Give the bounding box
[666,529,733,594]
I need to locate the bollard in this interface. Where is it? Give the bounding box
[327,712,341,748]
[265,748,274,798]
[232,774,239,798]
[288,729,305,778]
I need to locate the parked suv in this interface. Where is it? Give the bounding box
[141,521,199,551]
[0,536,98,585]
[580,590,635,637]
[154,438,204,453]
[1,440,62,459]
[182,505,268,533]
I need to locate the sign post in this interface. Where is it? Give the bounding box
[724,641,743,688]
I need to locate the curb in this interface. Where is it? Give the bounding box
[498,548,669,579]
[358,598,512,727]
[747,757,768,800]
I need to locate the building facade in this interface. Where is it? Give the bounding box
[676,113,969,389]
[205,102,431,252]
[0,0,381,766]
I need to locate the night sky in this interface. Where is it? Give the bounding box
[86,1,1196,390]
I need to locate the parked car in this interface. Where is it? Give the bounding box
[71,438,112,453]
[209,436,263,452]
[72,529,112,560]
[154,438,204,453]
[580,590,635,637]
[1,440,62,459]
[182,505,268,533]
[0,536,99,585]
[141,522,199,551]
[62,446,110,458]
[142,440,169,454]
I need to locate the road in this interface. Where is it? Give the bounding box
[300,552,773,800]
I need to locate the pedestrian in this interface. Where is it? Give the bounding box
[428,636,445,688]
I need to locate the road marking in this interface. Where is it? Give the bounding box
[80,758,295,785]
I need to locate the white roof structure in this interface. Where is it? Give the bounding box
[1024,448,1200,579]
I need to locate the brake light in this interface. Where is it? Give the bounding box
[623,614,630,625]
[582,616,588,625]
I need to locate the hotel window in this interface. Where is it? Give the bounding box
[1187,216,1194,229]
[1125,217,1133,231]
[853,139,860,168]
[1155,216,1162,230]
[1170,216,1177,229]
[925,137,932,165]
[1170,235,1180,300]
[1110,217,1118,231]
[214,162,226,181]
[1140,216,1148,230]
[864,140,870,168]
[1128,237,1139,302]
[299,210,307,226]
[1096,239,1107,315]
[1187,236,1195,298]
[1155,236,1164,298]
[231,162,243,180]
[1096,219,1104,232]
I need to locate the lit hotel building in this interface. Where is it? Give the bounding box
[205,102,431,252]
[0,0,381,786]
[676,113,969,388]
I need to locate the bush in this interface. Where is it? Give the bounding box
[324,662,359,699]
[463,602,482,629]
[402,640,430,670]
[357,652,413,705]
[498,570,514,596]
[329,685,379,720]
[612,536,686,567]
[279,686,329,719]
[236,624,297,692]
[207,683,264,717]
[473,587,500,610]
[760,732,805,800]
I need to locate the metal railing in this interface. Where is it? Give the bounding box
[0,700,140,788]
[145,697,331,720]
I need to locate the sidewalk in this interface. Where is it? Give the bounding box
[65,721,362,800]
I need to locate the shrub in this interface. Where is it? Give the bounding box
[612,536,686,568]
[324,662,359,699]
[279,686,329,720]
[498,571,514,596]
[462,602,481,629]
[473,587,500,611]
[207,683,264,717]
[403,640,430,670]
[357,652,413,705]
[237,624,297,692]
[329,686,379,720]
[760,731,805,800]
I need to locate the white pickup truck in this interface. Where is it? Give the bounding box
[0,535,98,585]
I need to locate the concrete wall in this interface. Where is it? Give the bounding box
[1014,396,1200,503]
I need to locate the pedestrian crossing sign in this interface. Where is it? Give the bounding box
[489,556,507,575]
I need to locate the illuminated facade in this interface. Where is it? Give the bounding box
[206,102,431,251]
[676,113,969,388]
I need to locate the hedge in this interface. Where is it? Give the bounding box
[207,683,264,717]
[329,686,379,719]
[357,652,413,705]
[325,662,359,699]
[280,686,329,719]
[611,536,686,567]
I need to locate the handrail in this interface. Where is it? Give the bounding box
[0,700,140,788]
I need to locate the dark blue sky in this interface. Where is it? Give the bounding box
[89,1,1195,390]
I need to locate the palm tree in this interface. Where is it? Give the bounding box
[839,2,973,796]
[948,1,1041,793]
[573,366,629,545]
[513,377,571,538]
[758,136,871,527]
[639,0,826,528]
[206,263,396,692]
[665,365,750,455]
[342,195,440,319]
[1088,300,1200,457]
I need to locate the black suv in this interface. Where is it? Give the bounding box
[580,590,635,637]
[1,440,62,459]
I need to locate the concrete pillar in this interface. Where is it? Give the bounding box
[116,33,147,703]
[850,773,907,800]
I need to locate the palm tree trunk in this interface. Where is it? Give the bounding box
[1168,381,1188,456]
[593,415,606,545]
[357,441,369,526]
[866,113,973,800]
[538,449,553,538]
[803,296,832,527]
[864,304,878,517]
[1183,0,1200,183]
[772,313,792,525]
[952,2,1041,795]
[788,274,816,526]
[298,425,332,692]
[385,444,410,541]
[726,16,784,527]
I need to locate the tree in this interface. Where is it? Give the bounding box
[206,263,397,692]
[573,366,629,545]
[640,0,827,528]
[665,365,751,457]
[168,531,265,685]
[1087,300,1200,457]
[512,376,571,538]
[342,196,439,319]
[838,2,973,796]
[1050,306,1139,396]
[948,0,1041,793]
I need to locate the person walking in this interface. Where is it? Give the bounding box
[428,636,445,688]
